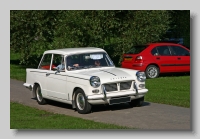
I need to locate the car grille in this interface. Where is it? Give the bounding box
[104,83,117,92]
[103,81,133,92]
[120,81,132,90]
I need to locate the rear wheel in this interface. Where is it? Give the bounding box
[35,84,47,105]
[145,65,160,79]
[129,97,144,107]
[75,89,92,114]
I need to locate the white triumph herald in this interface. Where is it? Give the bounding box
[23,47,148,114]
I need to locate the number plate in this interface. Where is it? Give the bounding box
[109,97,131,105]
[125,58,132,61]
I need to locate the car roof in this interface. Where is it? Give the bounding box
[147,42,182,46]
[44,47,106,55]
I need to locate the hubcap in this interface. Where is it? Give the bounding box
[148,67,157,78]
[36,87,43,102]
[76,93,85,110]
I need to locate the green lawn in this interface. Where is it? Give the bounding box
[10,102,132,129]
[145,76,190,108]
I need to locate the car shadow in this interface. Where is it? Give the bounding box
[159,72,190,78]
[45,99,74,110]
[91,101,151,113]
[33,98,151,113]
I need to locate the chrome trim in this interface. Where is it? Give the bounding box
[23,83,33,91]
[102,85,107,100]
[103,80,133,92]
[134,82,138,95]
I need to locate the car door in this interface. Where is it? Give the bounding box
[37,53,53,97]
[169,45,190,72]
[45,54,68,100]
[152,46,178,73]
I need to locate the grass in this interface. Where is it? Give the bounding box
[10,102,131,129]
[145,75,190,108]
[10,52,27,82]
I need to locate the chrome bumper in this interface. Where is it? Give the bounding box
[86,88,148,100]
[23,83,33,91]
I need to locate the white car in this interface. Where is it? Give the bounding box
[23,47,148,114]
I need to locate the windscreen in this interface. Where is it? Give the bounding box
[126,45,148,54]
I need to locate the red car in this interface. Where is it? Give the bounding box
[121,42,190,78]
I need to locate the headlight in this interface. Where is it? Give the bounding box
[90,76,101,88]
[136,71,146,82]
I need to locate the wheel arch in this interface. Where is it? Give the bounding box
[32,82,42,98]
[145,63,160,71]
[72,87,85,109]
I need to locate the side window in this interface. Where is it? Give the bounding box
[170,46,190,56]
[66,55,80,66]
[52,54,65,70]
[151,47,159,56]
[38,54,52,70]
[157,46,171,56]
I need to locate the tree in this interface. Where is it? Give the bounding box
[161,10,190,47]
[10,10,171,66]
[10,10,60,65]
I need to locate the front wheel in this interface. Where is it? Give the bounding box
[75,89,92,114]
[145,65,160,79]
[35,84,47,105]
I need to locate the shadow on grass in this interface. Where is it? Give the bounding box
[10,59,21,65]
[10,53,42,68]
[10,59,38,69]
[158,72,190,78]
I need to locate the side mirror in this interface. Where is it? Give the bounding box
[55,67,60,74]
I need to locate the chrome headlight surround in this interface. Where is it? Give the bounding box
[136,71,146,82]
[90,76,101,88]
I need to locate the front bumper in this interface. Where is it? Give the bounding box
[23,83,33,91]
[86,88,148,105]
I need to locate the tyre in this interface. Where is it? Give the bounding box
[35,84,47,105]
[129,97,144,107]
[145,65,160,79]
[75,89,92,114]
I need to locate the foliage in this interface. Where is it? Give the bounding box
[10,10,60,66]
[11,10,188,66]
[162,10,190,47]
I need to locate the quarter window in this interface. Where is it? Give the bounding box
[38,54,52,70]
[151,47,159,56]
[52,54,65,70]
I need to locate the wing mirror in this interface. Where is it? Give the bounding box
[55,67,60,74]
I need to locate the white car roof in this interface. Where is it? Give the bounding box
[44,47,106,55]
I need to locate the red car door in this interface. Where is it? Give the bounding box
[154,46,178,73]
[169,46,190,72]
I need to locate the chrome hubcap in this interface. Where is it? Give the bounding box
[36,87,43,102]
[148,67,157,78]
[76,93,85,110]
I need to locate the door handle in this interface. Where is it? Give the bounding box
[156,57,160,60]
[46,73,50,76]
[177,57,181,60]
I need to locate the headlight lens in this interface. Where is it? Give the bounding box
[136,71,146,82]
[90,76,101,88]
